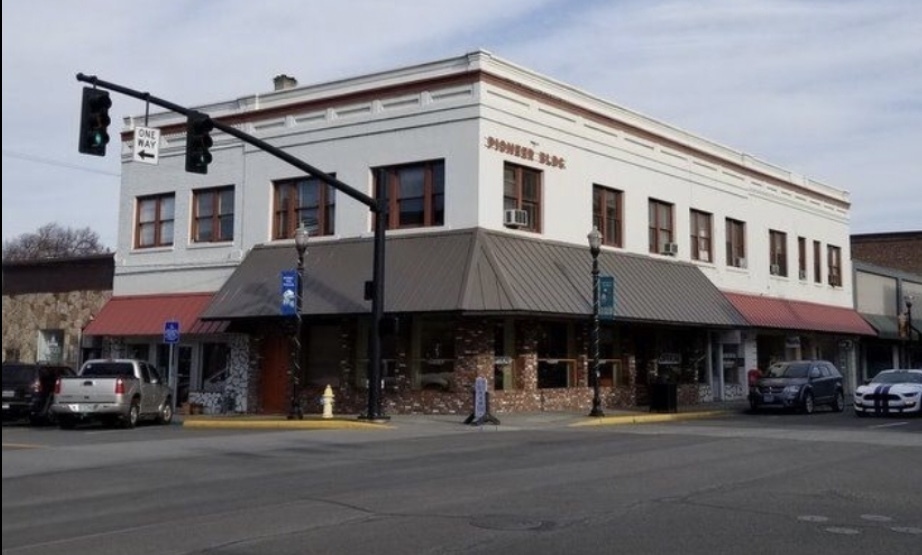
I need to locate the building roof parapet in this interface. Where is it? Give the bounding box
[122,49,848,203]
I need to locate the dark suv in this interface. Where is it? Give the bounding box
[2,362,75,425]
[749,360,845,414]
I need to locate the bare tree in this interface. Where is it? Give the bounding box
[2,223,110,261]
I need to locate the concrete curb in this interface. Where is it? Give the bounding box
[570,410,731,427]
[181,417,392,430]
[179,408,732,430]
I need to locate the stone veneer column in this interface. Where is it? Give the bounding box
[244,334,263,414]
[223,334,250,413]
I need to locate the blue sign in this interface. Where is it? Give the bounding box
[280,270,298,316]
[599,276,615,320]
[163,320,180,344]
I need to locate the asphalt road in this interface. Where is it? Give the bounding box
[3,410,920,555]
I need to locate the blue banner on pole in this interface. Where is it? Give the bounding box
[599,275,615,320]
[280,270,298,316]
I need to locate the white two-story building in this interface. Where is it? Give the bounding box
[85,50,874,415]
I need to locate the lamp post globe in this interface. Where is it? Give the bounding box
[288,222,309,420]
[587,227,604,417]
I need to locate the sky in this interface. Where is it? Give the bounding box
[3,0,920,250]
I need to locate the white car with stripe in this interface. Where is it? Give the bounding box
[853,369,922,417]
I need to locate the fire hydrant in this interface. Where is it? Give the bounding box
[321,384,335,419]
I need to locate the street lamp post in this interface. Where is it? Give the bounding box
[588,227,604,417]
[288,222,310,420]
[905,295,915,368]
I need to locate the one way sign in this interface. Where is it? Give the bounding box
[133,127,160,165]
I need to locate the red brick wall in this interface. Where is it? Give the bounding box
[851,233,922,275]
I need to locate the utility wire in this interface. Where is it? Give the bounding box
[2,149,121,177]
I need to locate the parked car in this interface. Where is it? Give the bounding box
[748,360,845,414]
[1,362,75,425]
[853,369,922,417]
[50,358,173,429]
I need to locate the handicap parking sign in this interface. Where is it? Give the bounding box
[163,320,180,344]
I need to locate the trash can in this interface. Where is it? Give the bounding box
[650,383,678,413]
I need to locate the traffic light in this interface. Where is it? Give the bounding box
[78,87,111,156]
[185,112,213,174]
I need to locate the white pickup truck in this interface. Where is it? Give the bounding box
[50,358,174,429]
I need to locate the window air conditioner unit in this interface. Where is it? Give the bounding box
[770,263,781,275]
[661,242,678,256]
[503,209,529,228]
[735,257,747,269]
[799,269,807,280]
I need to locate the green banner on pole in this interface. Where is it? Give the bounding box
[599,276,615,320]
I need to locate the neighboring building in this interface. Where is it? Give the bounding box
[854,262,922,374]
[851,231,922,276]
[91,50,874,415]
[2,254,113,368]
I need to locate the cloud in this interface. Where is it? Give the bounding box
[3,0,920,247]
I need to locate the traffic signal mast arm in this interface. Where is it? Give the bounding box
[75,72,388,420]
[75,73,376,211]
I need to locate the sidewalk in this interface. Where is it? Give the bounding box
[180,401,748,431]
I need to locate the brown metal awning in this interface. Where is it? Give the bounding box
[201,228,747,327]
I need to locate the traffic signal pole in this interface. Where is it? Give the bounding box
[76,73,389,421]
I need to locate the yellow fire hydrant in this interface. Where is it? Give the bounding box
[321,384,335,419]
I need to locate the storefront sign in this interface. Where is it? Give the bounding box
[484,136,566,169]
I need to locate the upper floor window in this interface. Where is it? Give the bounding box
[503,162,541,233]
[136,193,175,248]
[726,218,746,268]
[769,230,788,276]
[374,160,444,230]
[648,199,674,254]
[797,237,807,280]
[827,245,842,286]
[593,185,623,247]
[273,176,335,239]
[689,210,712,263]
[813,240,822,283]
[192,186,234,243]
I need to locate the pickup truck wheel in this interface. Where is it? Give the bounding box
[123,400,140,429]
[157,399,174,425]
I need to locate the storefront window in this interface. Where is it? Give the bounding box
[537,322,574,388]
[416,320,456,391]
[201,343,229,391]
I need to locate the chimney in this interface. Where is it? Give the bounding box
[273,74,298,91]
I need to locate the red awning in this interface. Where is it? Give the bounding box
[724,292,877,336]
[84,293,227,337]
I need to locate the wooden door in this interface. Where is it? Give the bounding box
[260,335,290,414]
